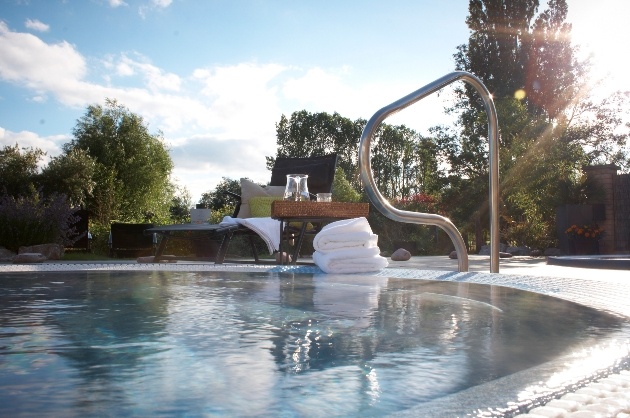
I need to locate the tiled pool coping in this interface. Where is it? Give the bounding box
[1,262,629,417]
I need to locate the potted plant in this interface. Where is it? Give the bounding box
[565,223,603,255]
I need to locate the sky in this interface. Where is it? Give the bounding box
[1,0,629,204]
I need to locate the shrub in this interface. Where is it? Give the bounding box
[367,192,447,255]
[0,192,81,252]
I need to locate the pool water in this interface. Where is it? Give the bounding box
[0,270,628,417]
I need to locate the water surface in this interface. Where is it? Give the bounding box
[0,270,627,417]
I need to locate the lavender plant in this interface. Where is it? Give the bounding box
[0,192,81,252]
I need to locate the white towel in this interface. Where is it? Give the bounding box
[313,217,377,252]
[314,231,378,252]
[219,216,239,226]
[219,216,280,254]
[313,246,389,274]
[319,217,372,235]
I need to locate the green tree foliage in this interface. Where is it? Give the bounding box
[198,177,240,214]
[169,185,193,224]
[271,111,365,190]
[65,99,174,224]
[436,0,629,249]
[371,124,443,198]
[0,144,43,197]
[270,110,442,200]
[331,167,361,202]
[38,148,97,207]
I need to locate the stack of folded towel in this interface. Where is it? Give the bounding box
[312,217,388,274]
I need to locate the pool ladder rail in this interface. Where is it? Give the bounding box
[358,71,500,273]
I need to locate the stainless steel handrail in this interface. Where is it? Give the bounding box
[358,71,500,273]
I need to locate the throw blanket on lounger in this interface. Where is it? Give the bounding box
[313,246,389,274]
[220,216,280,254]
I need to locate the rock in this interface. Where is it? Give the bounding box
[275,252,292,263]
[478,245,490,255]
[13,253,47,263]
[544,248,562,256]
[0,247,16,262]
[506,246,530,256]
[449,251,458,259]
[391,248,411,261]
[530,249,542,257]
[481,246,541,257]
[19,243,64,260]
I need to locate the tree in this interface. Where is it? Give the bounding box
[65,99,174,224]
[198,177,240,213]
[437,0,629,249]
[39,148,97,207]
[0,144,43,197]
[169,185,193,224]
[271,111,366,189]
[271,110,442,199]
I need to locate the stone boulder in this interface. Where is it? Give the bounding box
[449,251,458,259]
[479,244,522,256]
[13,253,47,263]
[391,248,411,261]
[0,247,16,262]
[478,244,508,255]
[506,246,531,256]
[19,243,64,260]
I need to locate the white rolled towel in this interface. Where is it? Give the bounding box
[314,232,378,252]
[319,217,372,234]
[313,246,389,274]
[313,217,376,252]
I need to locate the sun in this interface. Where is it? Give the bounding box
[568,0,630,93]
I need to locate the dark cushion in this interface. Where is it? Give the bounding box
[270,163,332,194]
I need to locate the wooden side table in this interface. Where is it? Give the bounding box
[271,201,369,265]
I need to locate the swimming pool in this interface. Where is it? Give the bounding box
[0,268,629,417]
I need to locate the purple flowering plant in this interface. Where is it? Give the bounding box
[0,192,81,252]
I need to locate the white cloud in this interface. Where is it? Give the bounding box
[151,0,172,7]
[116,61,134,77]
[24,18,49,32]
[108,0,128,7]
[192,63,286,139]
[139,0,173,18]
[0,126,70,167]
[0,21,86,93]
[0,22,452,200]
[114,54,181,92]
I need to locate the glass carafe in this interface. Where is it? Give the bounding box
[284,174,310,201]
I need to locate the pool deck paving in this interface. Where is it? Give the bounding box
[1,255,628,417]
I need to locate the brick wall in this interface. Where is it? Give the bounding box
[583,164,629,254]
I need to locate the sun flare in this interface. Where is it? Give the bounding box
[569,0,630,92]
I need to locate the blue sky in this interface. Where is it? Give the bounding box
[1,0,628,203]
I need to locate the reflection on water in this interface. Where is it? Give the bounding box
[0,271,628,417]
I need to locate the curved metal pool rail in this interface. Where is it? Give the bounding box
[358,71,500,273]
